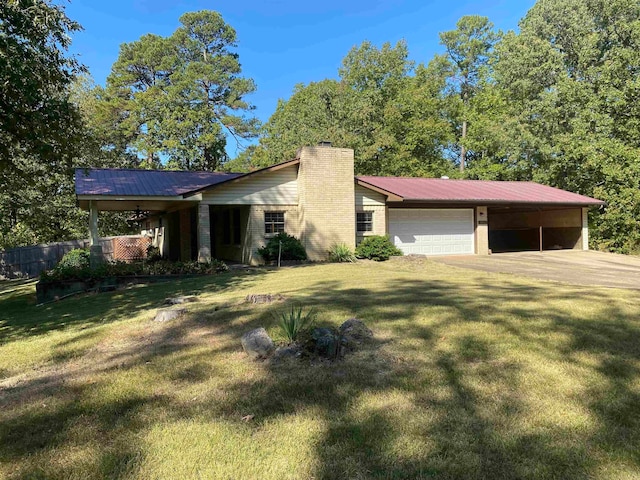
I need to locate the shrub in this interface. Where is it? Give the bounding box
[39,258,228,284]
[275,305,316,343]
[146,245,162,262]
[57,248,90,269]
[355,235,403,261]
[257,232,307,262]
[328,243,356,263]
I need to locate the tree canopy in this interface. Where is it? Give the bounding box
[252,41,455,178]
[0,0,83,174]
[102,10,258,171]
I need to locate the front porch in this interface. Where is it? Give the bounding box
[82,200,256,265]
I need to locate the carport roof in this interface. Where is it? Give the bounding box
[356,176,606,206]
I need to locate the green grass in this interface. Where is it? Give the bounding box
[1,259,640,479]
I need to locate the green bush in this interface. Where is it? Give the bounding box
[257,232,307,262]
[146,245,162,262]
[57,248,90,269]
[39,258,228,284]
[275,305,316,343]
[328,243,356,263]
[355,235,403,261]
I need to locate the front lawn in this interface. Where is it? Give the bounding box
[1,259,639,479]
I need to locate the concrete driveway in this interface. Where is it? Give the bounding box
[431,250,640,290]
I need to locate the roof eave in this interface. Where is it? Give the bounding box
[397,198,606,206]
[77,194,194,202]
[354,178,404,202]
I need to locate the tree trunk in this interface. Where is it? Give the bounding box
[204,146,214,171]
[460,119,468,172]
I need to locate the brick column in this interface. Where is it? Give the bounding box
[197,204,212,263]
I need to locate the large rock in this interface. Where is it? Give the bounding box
[154,307,187,322]
[272,344,303,361]
[245,294,284,304]
[339,318,373,347]
[241,328,275,359]
[311,327,344,359]
[164,295,198,305]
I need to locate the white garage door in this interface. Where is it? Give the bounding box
[388,209,475,255]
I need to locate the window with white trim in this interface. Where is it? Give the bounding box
[357,212,373,232]
[265,212,285,235]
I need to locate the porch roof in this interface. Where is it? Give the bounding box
[75,168,240,197]
[75,159,301,212]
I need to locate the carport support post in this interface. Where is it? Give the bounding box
[582,208,589,250]
[539,225,543,253]
[538,208,543,253]
[88,201,104,267]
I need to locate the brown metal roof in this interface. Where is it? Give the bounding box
[75,168,241,197]
[76,158,301,198]
[356,176,605,206]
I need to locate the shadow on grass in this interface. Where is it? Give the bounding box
[1,265,640,478]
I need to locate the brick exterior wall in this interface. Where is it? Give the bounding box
[245,205,300,265]
[298,146,356,261]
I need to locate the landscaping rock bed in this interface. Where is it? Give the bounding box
[241,318,374,362]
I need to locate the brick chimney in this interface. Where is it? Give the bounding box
[297,145,356,261]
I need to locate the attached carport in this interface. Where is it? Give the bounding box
[355,176,605,256]
[489,206,585,253]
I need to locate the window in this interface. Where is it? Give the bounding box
[265,212,285,235]
[357,212,373,232]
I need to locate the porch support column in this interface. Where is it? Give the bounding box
[197,204,212,263]
[89,201,99,246]
[88,201,103,267]
[476,206,489,255]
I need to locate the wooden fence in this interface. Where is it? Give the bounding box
[0,238,115,279]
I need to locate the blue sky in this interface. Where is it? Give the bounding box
[65,0,536,155]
